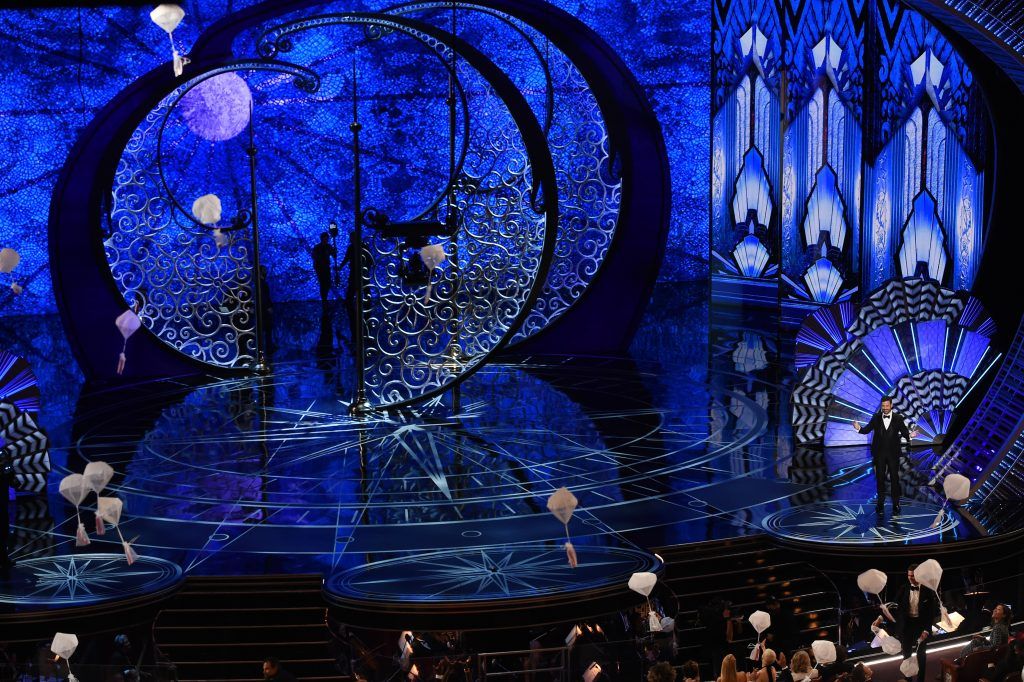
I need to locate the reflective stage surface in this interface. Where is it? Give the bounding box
[0,288,973,611]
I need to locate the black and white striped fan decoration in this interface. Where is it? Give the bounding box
[0,400,49,493]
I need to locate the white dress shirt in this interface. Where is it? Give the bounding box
[909,586,920,618]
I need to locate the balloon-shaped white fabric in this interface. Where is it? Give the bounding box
[97,496,123,526]
[59,474,88,507]
[881,636,903,655]
[857,569,887,595]
[84,461,115,494]
[150,4,183,32]
[811,640,836,664]
[660,617,675,632]
[914,559,943,591]
[546,487,577,524]
[749,610,771,634]
[192,194,222,225]
[900,657,919,677]
[943,474,971,502]
[51,632,78,660]
[0,248,20,273]
[870,628,889,648]
[628,572,657,597]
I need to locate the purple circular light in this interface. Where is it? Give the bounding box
[179,72,252,142]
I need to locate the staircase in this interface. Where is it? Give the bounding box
[154,574,340,681]
[933,315,1024,483]
[655,536,841,663]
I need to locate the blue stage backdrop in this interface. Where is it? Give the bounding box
[0,0,708,319]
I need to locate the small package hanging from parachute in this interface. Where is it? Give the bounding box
[546,487,579,568]
[115,308,141,376]
[96,496,140,565]
[419,244,447,303]
[150,4,189,77]
[84,461,115,534]
[59,474,90,546]
[51,632,80,682]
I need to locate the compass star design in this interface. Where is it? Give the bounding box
[0,554,183,607]
[420,549,574,597]
[762,502,959,544]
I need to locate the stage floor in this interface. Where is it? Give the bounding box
[0,285,969,613]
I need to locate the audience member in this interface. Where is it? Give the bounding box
[263,656,296,682]
[755,649,778,682]
[719,653,750,682]
[960,603,1012,659]
[682,660,701,682]
[648,661,677,682]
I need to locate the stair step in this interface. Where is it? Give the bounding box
[159,641,330,660]
[171,658,339,680]
[157,606,325,627]
[156,623,329,644]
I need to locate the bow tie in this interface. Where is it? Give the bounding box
[909,586,919,592]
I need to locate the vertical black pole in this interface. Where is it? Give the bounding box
[448,1,462,413]
[248,100,269,373]
[350,53,369,414]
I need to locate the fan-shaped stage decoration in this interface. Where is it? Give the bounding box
[419,244,447,303]
[179,72,252,142]
[546,487,579,568]
[792,278,996,446]
[802,246,845,304]
[115,309,142,375]
[914,559,942,591]
[811,640,836,664]
[150,4,188,76]
[0,350,40,417]
[795,301,855,369]
[59,474,90,546]
[0,248,19,273]
[192,193,221,225]
[96,496,139,564]
[0,401,49,494]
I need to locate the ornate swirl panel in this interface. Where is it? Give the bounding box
[388,3,622,343]
[107,63,319,370]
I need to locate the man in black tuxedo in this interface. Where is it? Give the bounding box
[892,563,940,682]
[853,397,918,515]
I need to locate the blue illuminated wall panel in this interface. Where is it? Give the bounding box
[711,0,989,308]
[0,0,710,320]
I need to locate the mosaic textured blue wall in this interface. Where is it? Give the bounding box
[0,0,710,318]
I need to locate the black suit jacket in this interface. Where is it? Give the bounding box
[893,583,941,638]
[857,412,911,458]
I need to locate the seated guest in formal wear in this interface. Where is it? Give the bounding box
[960,603,1012,659]
[983,639,1024,682]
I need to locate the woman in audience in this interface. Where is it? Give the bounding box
[681,660,701,682]
[960,603,1012,659]
[788,650,815,682]
[718,653,749,682]
[755,649,778,682]
[848,663,872,682]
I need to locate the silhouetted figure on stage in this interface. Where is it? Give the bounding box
[853,396,917,515]
[892,563,940,682]
[312,232,336,308]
